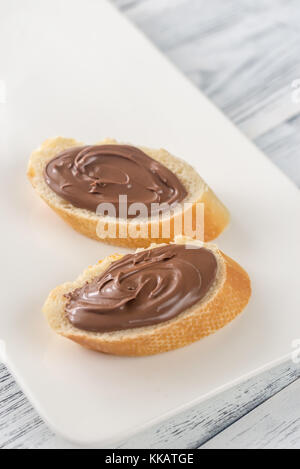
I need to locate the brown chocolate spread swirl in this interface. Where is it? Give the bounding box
[44,145,187,218]
[65,245,217,332]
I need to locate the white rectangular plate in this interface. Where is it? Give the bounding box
[1,0,299,448]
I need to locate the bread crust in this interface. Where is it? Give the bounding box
[43,241,251,356]
[27,137,230,247]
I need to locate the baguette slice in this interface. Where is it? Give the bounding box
[43,237,251,356]
[27,137,230,248]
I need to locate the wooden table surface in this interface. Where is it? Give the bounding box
[1,0,300,449]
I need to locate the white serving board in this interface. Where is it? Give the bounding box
[0,0,299,447]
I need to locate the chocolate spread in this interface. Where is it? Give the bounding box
[44,145,187,218]
[65,244,218,332]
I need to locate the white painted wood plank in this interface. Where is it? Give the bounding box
[115,0,300,186]
[254,114,300,187]
[0,364,53,449]
[202,376,300,449]
[119,362,300,449]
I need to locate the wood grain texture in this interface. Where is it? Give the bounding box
[1,0,300,449]
[0,363,53,449]
[115,0,300,187]
[119,361,300,449]
[202,376,300,449]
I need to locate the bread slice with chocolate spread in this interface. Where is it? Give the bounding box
[27,137,230,248]
[43,237,251,356]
